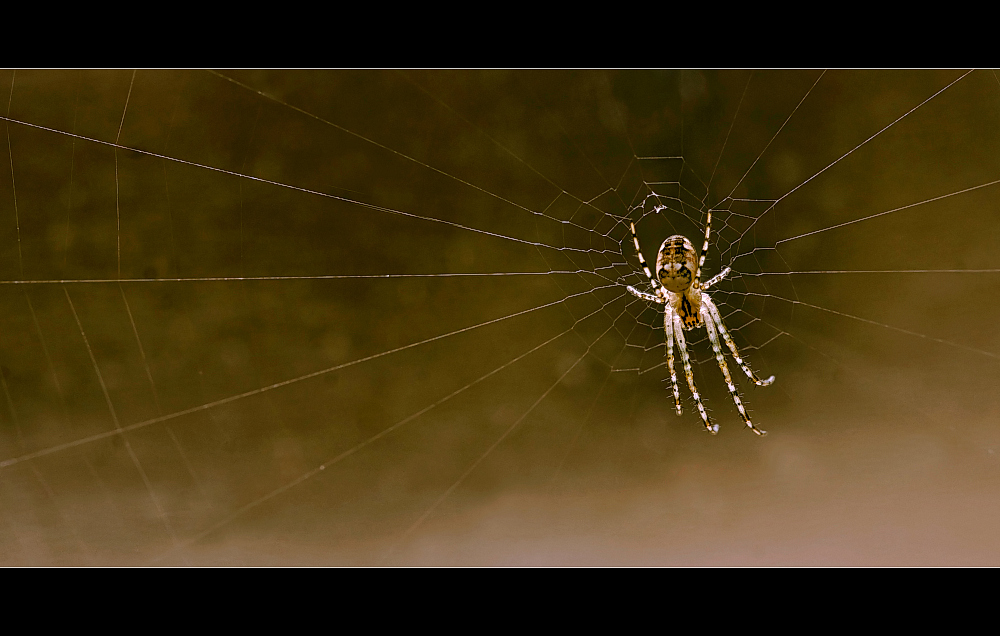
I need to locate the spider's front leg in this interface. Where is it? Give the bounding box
[672,312,717,434]
[702,294,774,387]
[701,304,767,436]
[664,306,682,416]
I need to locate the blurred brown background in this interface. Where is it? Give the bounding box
[1,69,999,565]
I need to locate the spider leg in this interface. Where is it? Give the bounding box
[702,294,775,386]
[664,305,682,416]
[702,266,731,291]
[695,210,713,283]
[672,312,717,434]
[630,222,665,299]
[627,285,664,304]
[702,305,766,436]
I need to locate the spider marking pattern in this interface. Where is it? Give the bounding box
[626,210,775,435]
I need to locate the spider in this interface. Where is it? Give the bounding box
[626,210,774,436]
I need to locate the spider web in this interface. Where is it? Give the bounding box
[2,69,1000,565]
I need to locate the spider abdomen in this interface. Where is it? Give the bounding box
[656,235,697,293]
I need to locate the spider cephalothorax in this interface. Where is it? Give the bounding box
[626,211,774,435]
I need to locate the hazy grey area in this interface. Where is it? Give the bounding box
[1,69,999,565]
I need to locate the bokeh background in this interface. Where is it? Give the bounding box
[1,69,1000,566]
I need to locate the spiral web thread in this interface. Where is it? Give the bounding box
[0,69,998,564]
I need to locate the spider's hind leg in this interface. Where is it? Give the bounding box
[695,210,713,283]
[630,222,664,297]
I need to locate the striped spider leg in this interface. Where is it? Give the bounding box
[626,223,683,417]
[623,282,684,418]
[701,293,775,389]
[625,212,774,435]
